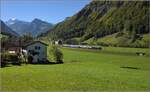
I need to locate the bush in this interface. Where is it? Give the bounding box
[4,53,18,61]
[1,53,8,67]
[1,61,7,67]
[48,45,63,64]
[1,52,21,67]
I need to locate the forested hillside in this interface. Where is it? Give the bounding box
[40,1,149,48]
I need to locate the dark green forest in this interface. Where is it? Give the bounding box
[39,1,149,48]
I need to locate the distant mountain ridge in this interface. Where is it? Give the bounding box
[0,20,19,37]
[6,18,53,36]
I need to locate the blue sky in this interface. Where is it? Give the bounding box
[0,0,91,24]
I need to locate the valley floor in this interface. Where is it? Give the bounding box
[1,47,150,91]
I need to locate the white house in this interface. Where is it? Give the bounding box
[24,41,48,63]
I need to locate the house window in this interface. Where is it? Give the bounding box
[35,46,38,49]
[35,46,40,50]
[29,50,32,53]
[28,50,34,54]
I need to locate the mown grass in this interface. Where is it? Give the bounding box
[1,47,150,92]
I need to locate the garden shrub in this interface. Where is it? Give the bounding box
[48,45,64,64]
[1,52,21,66]
[1,53,8,67]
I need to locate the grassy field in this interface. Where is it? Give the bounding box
[1,46,150,92]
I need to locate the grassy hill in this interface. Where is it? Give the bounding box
[85,34,150,48]
[39,1,149,48]
[1,47,150,91]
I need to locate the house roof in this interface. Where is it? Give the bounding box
[1,40,22,48]
[8,47,20,51]
[24,41,48,47]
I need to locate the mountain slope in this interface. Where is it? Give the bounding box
[6,18,53,36]
[0,20,19,37]
[84,33,149,48]
[6,19,30,35]
[40,1,149,47]
[27,18,53,36]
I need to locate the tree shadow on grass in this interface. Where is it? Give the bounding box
[31,62,56,65]
[120,66,140,70]
[69,60,80,63]
[1,65,12,68]
[30,60,64,65]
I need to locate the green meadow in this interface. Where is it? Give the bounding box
[1,47,150,91]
